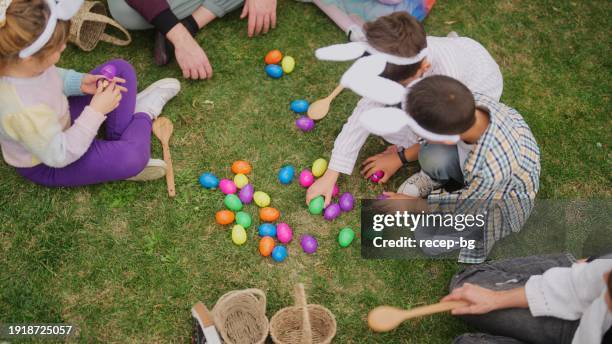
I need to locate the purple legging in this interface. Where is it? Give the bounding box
[16,59,152,187]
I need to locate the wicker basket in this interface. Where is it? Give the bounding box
[270,284,337,344]
[69,1,131,52]
[211,288,269,344]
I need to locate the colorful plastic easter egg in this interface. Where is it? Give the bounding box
[370,170,385,183]
[339,192,355,212]
[295,116,315,132]
[264,49,283,64]
[290,99,309,113]
[224,194,243,211]
[308,196,325,215]
[215,210,235,225]
[253,191,271,208]
[235,211,252,229]
[276,222,293,244]
[260,207,280,222]
[234,173,249,189]
[231,225,247,245]
[332,184,339,197]
[278,165,295,184]
[231,160,252,174]
[338,227,355,247]
[299,169,315,188]
[198,172,219,189]
[258,223,277,237]
[323,203,341,221]
[300,235,318,254]
[312,158,328,177]
[219,179,237,194]
[97,64,116,87]
[239,184,255,204]
[272,246,288,262]
[281,56,295,74]
[259,236,275,256]
[265,64,283,79]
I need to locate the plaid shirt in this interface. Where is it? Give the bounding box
[428,93,541,263]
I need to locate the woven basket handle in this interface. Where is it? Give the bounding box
[244,288,267,315]
[84,12,132,46]
[294,284,312,344]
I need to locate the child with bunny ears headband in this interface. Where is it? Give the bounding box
[0,0,182,187]
[306,12,504,207]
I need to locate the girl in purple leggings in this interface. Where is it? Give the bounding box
[0,0,181,187]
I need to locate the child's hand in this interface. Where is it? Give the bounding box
[361,149,403,183]
[90,82,122,115]
[306,169,339,207]
[81,74,127,95]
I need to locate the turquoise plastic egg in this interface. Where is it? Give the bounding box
[278,165,295,184]
[224,194,243,211]
[272,246,288,262]
[198,172,219,189]
[258,223,277,237]
[290,100,309,113]
[338,227,355,247]
[265,64,283,79]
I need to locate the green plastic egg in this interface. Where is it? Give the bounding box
[235,211,252,229]
[338,227,355,247]
[253,191,271,208]
[224,194,243,211]
[308,196,325,215]
[234,173,249,189]
[312,158,328,177]
[231,224,247,245]
[281,56,295,74]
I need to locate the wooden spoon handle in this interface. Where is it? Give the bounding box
[162,143,175,197]
[401,301,467,320]
[327,84,344,100]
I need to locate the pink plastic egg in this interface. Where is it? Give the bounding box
[370,170,384,183]
[239,183,254,204]
[323,203,341,221]
[276,222,293,244]
[299,169,315,188]
[295,116,315,132]
[219,179,237,194]
[332,184,339,197]
[339,192,354,212]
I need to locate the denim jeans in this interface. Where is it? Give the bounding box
[418,142,465,190]
[450,254,580,344]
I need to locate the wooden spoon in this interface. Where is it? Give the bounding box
[152,117,176,198]
[307,84,344,120]
[368,301,468,333]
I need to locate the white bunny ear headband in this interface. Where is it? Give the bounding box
[0,0,84,58]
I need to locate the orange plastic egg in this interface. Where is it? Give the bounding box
[264,50,283,65]
[260,207,280,222]
[231,160,252,174]
[215,210,235,225]
[259,236,275,256]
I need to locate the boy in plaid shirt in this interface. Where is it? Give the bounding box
[366,75,540,263]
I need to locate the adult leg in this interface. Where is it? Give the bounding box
[449,255,579,344]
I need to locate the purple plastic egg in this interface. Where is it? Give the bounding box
[300,235,318,254]
[276,222,293,244]
[323,203,341,221]
[299,169,315,188]
[377,194,389,200]
[370,170,384,183]
[239,183,254,204]
[332,184,339,197]
[219,179,237,194]
[339,192,354,212]
[295,116,315,132]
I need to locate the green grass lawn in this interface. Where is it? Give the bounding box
[1,0,610,342]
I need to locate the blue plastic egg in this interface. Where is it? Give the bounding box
[290,100,309,113]
[272,246,287,262]
[265,64,283,79]
[199,172,219,189]
[278,165,295,184]
[258,223,277,237]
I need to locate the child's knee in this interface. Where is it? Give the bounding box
[115,146,150,178]
[106,59,136,80]
[418,144,457,179]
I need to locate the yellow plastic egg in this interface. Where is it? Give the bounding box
[281,56,295,74]
[233,173,249,189]
[231,224,247,245]
[253,191,271,208]
[312,158,328,177]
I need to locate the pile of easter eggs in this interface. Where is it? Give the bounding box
[264,49,295,79]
